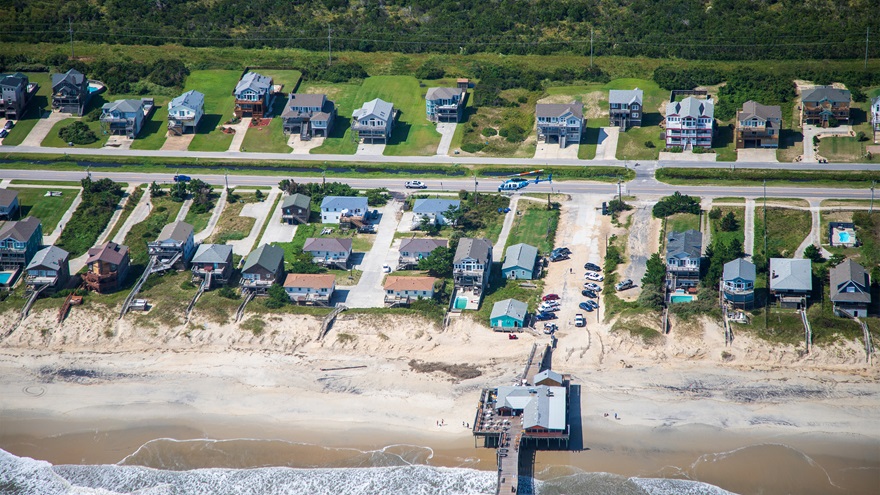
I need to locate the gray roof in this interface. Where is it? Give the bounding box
[320,196,368,212]
[87,242,128,265]
[0,72,27,89]
[303,237,352,253]
[281,94,333,118]
[0,216,40,242]
[412,199,460,215]
[400,238,447,253]
[235,72,272,95]
[830,259,871,304]
[0,188,18,207]
[191,243,232,264]
[801,86,851,104]
[666,230,702,259]
[737,100,782,123]
[157,221,194,243]
[102,99,143,114]
[770,258,812,292]
[352,98,394,121]
[494,385,566,430]
[534,369,563,386]
[608,88,643,106]
[490,298,528,322]
[425,87,462,101]
[502,243,538,272]
[26,246,69,271]
[536,102,583,119]
[666,96,714,119]
[454,237,492,264]
[52,69,85,89]
[282,193,311,210]
[169,90,204,112]
[723,258,756,282]
[242,244,284,274]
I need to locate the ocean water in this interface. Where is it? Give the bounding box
[0,447,736,495]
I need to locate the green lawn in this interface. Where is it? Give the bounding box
[712,122,737,161]
[40,118,108,148]
[818,136,874,163]
[187,70,242,152]
[183,197,217,234]
[0,72,52,146]
[206,196,255,244]
[612,78,667,160]
[665,212,701,233]
[384,76,442,156]
[578,118,603,160]
[9,187,78,233]
[307,82,362,155]
[709,206,745,248]
[241,117,289,153]
[123,194,184,267]
[504,203,559,253]
[753,207,811,258]
[130,98,169,150]
[258,70,303,95]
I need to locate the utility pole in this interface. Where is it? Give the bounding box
[871,180,876,214]
[590,28,594,68]
[225,171,229,190]
[616,176,622,201]
[328,25,333,66]
[69,17,74,59]
[866,27,871,70]
[473,173,479,205]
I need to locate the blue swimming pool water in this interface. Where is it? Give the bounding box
[454,296,468,309]
[670,295,694,303]
[838,231,851,243]
[0,272,14,284]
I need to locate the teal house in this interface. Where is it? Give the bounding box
[490,298,528,329]
[501,243,538,280]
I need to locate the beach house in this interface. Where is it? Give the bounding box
[490,298,528,330]
[167,90,205,135]
[148,221,196,270]
[398,238,448,269]
[801,86,851,126]
[769,258,812,308]
[320,196,368,224]
[100,99,150,138]
[829,259,871,318]
[25,246,70,294]
[190,244,234,288]
[351,98,395,143]
[665,96,714,149]
[501,243,538,280]
[240,244,285,294]
[51,68,89,115]
[303,237,352,269]
[735,101,782,149]
[534,369,564,387]
[283,273,336,305]
[83,242,130,293]
[281,193,311,225]
[425,87,466,123]
[0,72,37,120]
[454,238,493,294]
[281,93,336,138]
[535,102,584,148]
[722,258,756,309]
[608,89,643,129]
[383,276,438,306]
[233,72,273,118]
[0,189,19,219]
[411,199,460,229]
[665,230,702,289]
[872,96,880,132]
[0,217,42,272]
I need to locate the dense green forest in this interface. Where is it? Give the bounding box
[1,0,877,60]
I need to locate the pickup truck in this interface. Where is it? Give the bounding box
[574,314,586,327]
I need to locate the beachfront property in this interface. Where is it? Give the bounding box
[493,384,567,434]
[148,221,196,271]
[0,189,19,219]
[490,298,528,330]
[872,96,880,132]
[769,258,812,309]
[830,259,871,318]
[664,96,714,149]
[454,237,493,296]
[283,273,336,305]
[535,102,584,148]
[534,369,564,387]
[0,72,37,120]
[801,86,851,126]
[233,71,273,118]
[411,198,460,229]
[303,237,352,269]
[425,86,466,123]
[665,230,703,289]
[501,243,538,280]
[351,98,395,143]
[722,258,756,309]
[83,242,130,293]
[51,68,89,115]
[397,238,448,269]
[167,90,205,135]
[383,276,438,306]
[25,246,70,294]
[320,196,369,224]
[0,217,42,274]
[829,221,858,247]
[735,100,782,149]
[100,98,153,138]
[240,244,285,294]
[281,193,311,225]
[281,93,336,138]
[608,88,643,130]
[190,243,234,288]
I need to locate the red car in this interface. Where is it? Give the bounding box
[542,294,560,301]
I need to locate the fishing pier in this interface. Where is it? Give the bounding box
[473,343,577,495]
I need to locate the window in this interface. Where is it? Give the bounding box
[633,113,640,118]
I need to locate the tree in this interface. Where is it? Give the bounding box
[652,191,701,218]
[418,214,440,235]
[720,212,739,232]
[58,121,97,145]
[417,246,453,278]
[264,284,288,309]
[708,207,722,220]
[170,181,187,202]
[278,179,297,194]
[642,253,666,287]
[804,244,825,263]
[443,203,463,227]
[255,189,264,201]
[365,188,388,206]
[150,181,162,197]
[637,283,665,311]
[288,252,324,274]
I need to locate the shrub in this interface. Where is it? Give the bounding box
[709,207,722,220]
[607,198,632,214]
[856,131,868,142]
[500,124,526,142]
[366,187,389,206]
[83,108,101,123]
[217,286,239,300]
[644,141,655,148]
[812,136,820,145]
[828,117,839,127]
[720,212,739,232]
[652,191,701,218]
[264,284,288,309]
[481,127,497,137]
[56,178,124,256]
[58,121,97,145]
[803,244,825,263]
[414,58,445,79]
[461,143,485,153]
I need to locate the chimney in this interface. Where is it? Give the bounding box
[771,270,778,279]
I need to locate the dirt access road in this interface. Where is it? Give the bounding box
[619,202,661,301]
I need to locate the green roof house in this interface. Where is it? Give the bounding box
[490,298,528,329]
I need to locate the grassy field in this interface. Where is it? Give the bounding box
[456,87,538,158]
[665,212,701,233]
[127,271,191,328]
[709,206,745,248]
[306,82,362,155]
[183,196,218,234]
[41,118,108,148]
[241,117,289,153]
[578,118,602,160]
[123,194,184,267]
[381,76,442,156]
[9,187,78,233]
[206,194,257,244]
[129,98,169,150]
[504,202,559,254]
[0,72,52,146]
[741,307,805,345]
[754,207,811,258]
[187,70,242,152]
[655,168,880,188]
[818,136,875,163]
[104,186,144,243]
[711,123,737,161]
[608,79,667,160]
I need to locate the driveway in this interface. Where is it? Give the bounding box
[227,117,251,152]
[228,188,279,256]
[534,141,580,160]
[342,200,403,308]
[620,202,659,300]
[288,135,325,154]
[258,192,297,245]
[436,123,456,156]
[20,111,68,147]
[743,199,756,258]
[736,148,778,163]
[161,132,195,151]
[658,150,717,162]
[493,196,520,253]
[356,142,386,155]
[594,127,620,161]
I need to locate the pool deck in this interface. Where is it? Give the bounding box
[452,288,482,311]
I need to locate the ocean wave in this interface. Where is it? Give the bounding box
[0,448,736,495]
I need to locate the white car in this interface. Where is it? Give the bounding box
[539,303,560,312]
[405,180,427,189]
[584,272,604,282]
[584,282,602,292]
[382,264,391,273]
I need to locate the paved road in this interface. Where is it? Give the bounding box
[493,196,520,254]
[344,200,403,308]
[743,199,756,258]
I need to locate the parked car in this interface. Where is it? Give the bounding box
[382,264,391,273]
[405,180,427,189]
[3,121,13,130]
[578,302,594,312]
[0,129,7,139]
[584,282,602,292]
[585,300,599,310]
[553,247,572,256]
[542,294,560,301]
[535,311,557,321]
[584,272,604,282]
[615,279,634,291]
[173,174,191,183]
[574,314,586,327]
[549,252,570,262]
[543,323,558,334]
[584,262,601,272]
[538,304,560,313]
[581,289,597,299]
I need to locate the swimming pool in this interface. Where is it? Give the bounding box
[454,296,468,309]
[670,295,694,303]
[838,231,851,243]
[0,271,15,285]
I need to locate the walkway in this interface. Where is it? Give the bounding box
[794,200,832,259]
[227,187,279,256]
[175,198,193,222]
[227,117,251,152]
[493,196,521,253]
[343,200,403,308]
[193,188,227,243]
[257,191,296,245]
[594,127,619,161]
[111,186,152,244]
[69,185,140,274]
[744,199,756,259]
[42,188,83,245]
[19,111,67,147]
[701,198,713,254]
[436,123,456,156]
